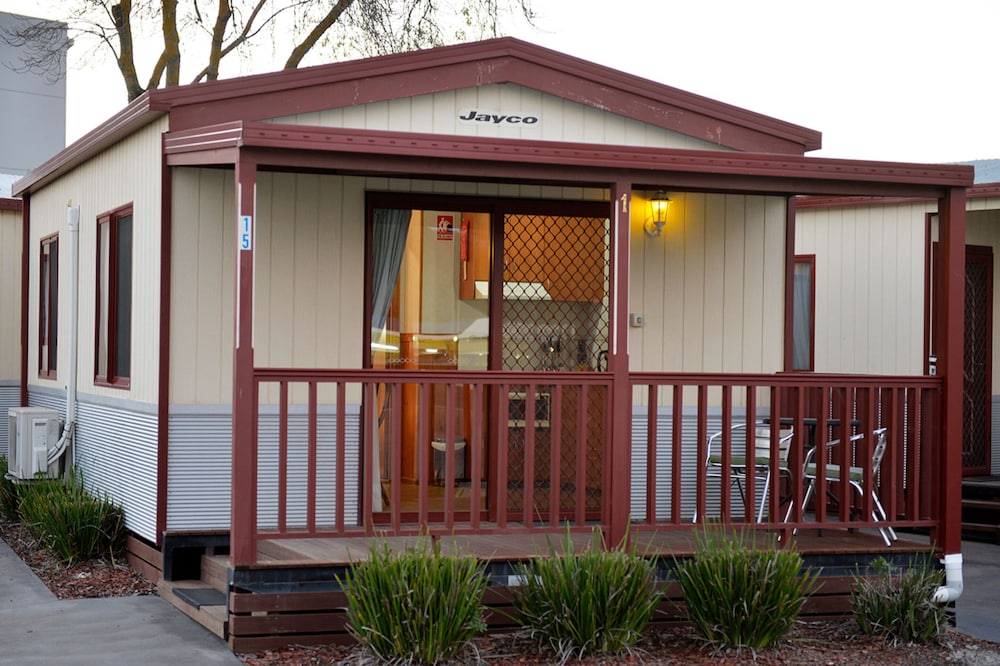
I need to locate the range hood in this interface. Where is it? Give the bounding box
[474,280,552,300]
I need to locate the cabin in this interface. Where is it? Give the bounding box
[10,38,972,650]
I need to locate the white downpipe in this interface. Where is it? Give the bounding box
[932,553,964,604]
[47,205,80,469]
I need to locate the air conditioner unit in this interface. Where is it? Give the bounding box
[7,407,61,481]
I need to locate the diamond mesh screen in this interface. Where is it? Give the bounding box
[501,214,609,516]
[963,257,990,471]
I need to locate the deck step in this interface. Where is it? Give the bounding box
[173,586,226,609]
[200,554,230,593]
[158,579,228,640]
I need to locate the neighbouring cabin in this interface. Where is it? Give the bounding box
[11,38,972,650]
[1,198,23,457]
[796,183,1000,540]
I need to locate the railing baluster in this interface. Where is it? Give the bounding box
[278,381,288,534]
[307,381,318,533]
[469,383,483,529]
[670,384,682,524]
[549,384,562,527]
[574,384,586,526]
[645,384,658,526]
[335,382,346,533]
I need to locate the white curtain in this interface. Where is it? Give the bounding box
[369,209,412,511]
[792,263,812,370]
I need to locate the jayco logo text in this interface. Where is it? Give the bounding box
[458,110,539,125]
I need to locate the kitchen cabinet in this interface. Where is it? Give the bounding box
[460,213,608,302]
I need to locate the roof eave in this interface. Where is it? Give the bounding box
[12,93,164,196]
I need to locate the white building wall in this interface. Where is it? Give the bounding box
[269,83,730,152]
[24,117,166,540]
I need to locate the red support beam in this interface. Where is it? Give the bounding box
[937,187,966,556]
[230,154,259,566]
[606,181,633,548]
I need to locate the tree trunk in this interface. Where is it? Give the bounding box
[111,1,144,101]
[162,0,180,87]
[205,0,233,81]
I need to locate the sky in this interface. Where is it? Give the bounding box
[1,0,998,164]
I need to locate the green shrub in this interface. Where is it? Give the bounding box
[512,528,662,661]
[674,528,818,650]
[339,538,487,664]
[0,456,20,520]
[852,556,946,644]
[17,473,126,564]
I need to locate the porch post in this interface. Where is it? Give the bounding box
[606,180,632,548]
[937,186,966,557]
[231,152,258,566]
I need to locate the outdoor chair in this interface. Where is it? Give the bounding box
[694,422,794,523]
[799,427,897,547]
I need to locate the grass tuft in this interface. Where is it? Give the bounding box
[512,527,662,662]
[15,470,126,564]
[339,537,487,664]
[673,527,818,650]
[852,556,946,645]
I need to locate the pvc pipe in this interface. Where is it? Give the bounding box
[932,553,964,604]
[48,205,80,469]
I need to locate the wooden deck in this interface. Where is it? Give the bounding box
[251,526,932,570]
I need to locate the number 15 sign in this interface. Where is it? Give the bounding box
[239,215,253,251]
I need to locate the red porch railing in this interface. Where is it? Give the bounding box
[231,369,945,565]
[629,373,943,539]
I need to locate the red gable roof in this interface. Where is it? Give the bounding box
[148,37,821,155]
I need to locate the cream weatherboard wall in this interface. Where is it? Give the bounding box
[795,201,928,376]
[0,206,21,457]
[629,193,788,376]
[25,116,167,541]
[269,83,730,152]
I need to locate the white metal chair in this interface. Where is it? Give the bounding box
[799,427,897,546]
[695,422,794,523]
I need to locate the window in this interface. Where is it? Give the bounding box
[792,255,815,371]
[95,206,133,386]
[39,234,58,378]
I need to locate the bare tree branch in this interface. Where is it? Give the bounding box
[284,0,356,70]
[190,0,302,84]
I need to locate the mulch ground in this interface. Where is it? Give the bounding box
[3,514,999,665]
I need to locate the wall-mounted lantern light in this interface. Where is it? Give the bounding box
[644,190,672,237]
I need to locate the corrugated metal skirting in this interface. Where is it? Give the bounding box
[167,405,362,532]
[0,382,20,457]
[29,390,159,542]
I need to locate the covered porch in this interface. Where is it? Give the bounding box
[160,121,972,564]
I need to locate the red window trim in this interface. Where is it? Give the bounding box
[38,233,58,379]
[94,203,133,389]
[792,254,816,372]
